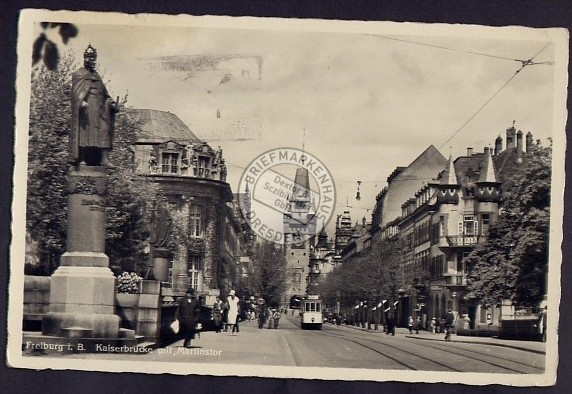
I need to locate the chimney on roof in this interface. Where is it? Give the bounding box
[467,147,473,156]
[506,122,516,149]
[516,130,524,163]
[495,135,502,156]
[526,132,534,153]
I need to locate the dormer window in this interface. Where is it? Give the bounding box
[162,152,179,174]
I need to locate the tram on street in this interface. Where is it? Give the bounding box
[300,295,323,330]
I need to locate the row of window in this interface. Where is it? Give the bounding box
[382,213,492,246]
[161,152,214,176]
[425,251,471,280]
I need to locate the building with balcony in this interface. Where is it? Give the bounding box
[132,109,249,297]
[394,149,500,327]
[391,123,533,329]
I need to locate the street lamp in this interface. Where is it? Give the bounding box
[356,181,361,201]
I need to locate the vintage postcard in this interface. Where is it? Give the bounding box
[8,9,567,385]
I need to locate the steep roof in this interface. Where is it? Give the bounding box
[453,154,486,187]
[493,147,521,184]
[478,151,498,183]
[380,145,447,226]
[441,155,459,185]
[294,167,311,192]
[131,109,202,144]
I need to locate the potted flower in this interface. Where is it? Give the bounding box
[116,272,142,307]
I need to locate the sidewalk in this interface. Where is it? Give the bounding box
[337,323,546,355]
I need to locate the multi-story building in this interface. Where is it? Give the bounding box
[329,123,536,329]
[307,228,337,294]
[334,209,354,256]
[283,165,317,303]
[132,108,250,297]
[338,216,372,261]
[389,123,533,329]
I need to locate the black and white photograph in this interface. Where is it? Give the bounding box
[7,9,568,386]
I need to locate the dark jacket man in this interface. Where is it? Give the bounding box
[176,288,201,348]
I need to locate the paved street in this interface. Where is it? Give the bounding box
[54,314,546,374]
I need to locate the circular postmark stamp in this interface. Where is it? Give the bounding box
[238,147,336,245]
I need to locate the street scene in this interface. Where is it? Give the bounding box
[9,10,566,385]
[32,314,545,375]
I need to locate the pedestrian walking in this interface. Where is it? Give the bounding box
[408,316,414,334]
[258,300,268,329]
[386,314,395,336]
[444,309,456,341]
[227,290,240,335]
[273,308,281,329]
[175,288,201,348]
[221,300,229,331]
[335,314,342,327]
[430,317,436,334]
[415,316,421,334]
[212,296,224,333]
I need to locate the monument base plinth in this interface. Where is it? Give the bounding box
[48,265,117,314]
[42,312,121,338]
[60,251,109,267]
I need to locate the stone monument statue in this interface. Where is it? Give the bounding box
[148,205,173,282]
[69,44,117,167]
[41,44,121,344]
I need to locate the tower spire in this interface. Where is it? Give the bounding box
[441,155,459,186]
[478,148,497,183]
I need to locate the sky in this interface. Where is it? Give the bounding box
[30,14,565,236]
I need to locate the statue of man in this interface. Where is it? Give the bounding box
[69,44,118,166]
[149,205,173,248]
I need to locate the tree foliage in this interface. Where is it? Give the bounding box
[106,104,161,275]
[26,53,159,276]
[247,241,287,307]
[318,237,405,309]
[26,54,76,274]
[33,22,78,71]
[466,143,551,307]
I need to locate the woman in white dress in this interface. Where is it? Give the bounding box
[226,290,240,335]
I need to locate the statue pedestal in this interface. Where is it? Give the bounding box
[42,165,120,339]
[152,247,171,283]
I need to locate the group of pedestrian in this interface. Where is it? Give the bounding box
[175,288,288,347]
[175,287,245,348]
[256,299,283,329]
[212,290,241,334]
[407,315,422,334]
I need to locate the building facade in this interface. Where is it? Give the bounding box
[132,109,249,297]
[283,166,317,302]
[330,123,535,330]
[307,228,337,295]
[385,124,532,329]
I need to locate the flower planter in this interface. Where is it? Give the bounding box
[115,293,140,308]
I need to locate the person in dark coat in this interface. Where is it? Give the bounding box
[212,296,224,333]
[386,314,395,336]
[444,309,456,341]
[176,288,201,348]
